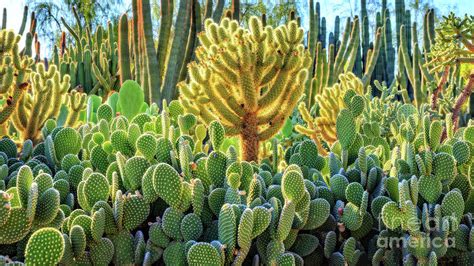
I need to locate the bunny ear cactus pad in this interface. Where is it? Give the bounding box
[53,127,81,162]
[0,191,11,226]
[25,228,65,266]
[433,153,455,184]
[336,109,356,149]
[153,163,183,209]
[0,207,31,244]
[118,80,144,120]
[123,193,150,231]
[97,104,114,122]
[441,190,465,223]
[281,166,305,202]
[187,242,222,266]
[84,173,109,208]
[209,120,225,151]
[136,133,158,161]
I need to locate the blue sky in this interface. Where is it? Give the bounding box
[1,0,473,57]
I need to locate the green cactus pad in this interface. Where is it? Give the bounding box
[162,207,184,240]
[209,120,225,151]
[207,151,227,187]
[53,128,81,162]
[418,175,442,203]
[281,168,305,202]
[163,241,186,265]
[187,242,222,266]
[0,207,30,244]
[25,228,64,265]
[89,237,114,265]
[84,173,109,208]
[452,141,470,165]
[304,198,330,230]
[16,165,34,209]
[330,174,349,200]
[70,225,87,258]
[218,203,237,260]
[336,109,356,149]
[276,201,296,242]
[35,187,60,225]
[118,80,145,120]
[149,221,170,248]
[441,190,464,222]
[153,163,183,209]
[381,201,402,230]
[180,213,203,242]
[136,133,158,161]
[432,153,455,183]
[123,193,150,231]
[124,156,150,191]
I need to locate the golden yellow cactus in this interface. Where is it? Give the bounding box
[296,72,364,151]
[0,30,33,128]
[11,63,86,142]
[179,16,310,162]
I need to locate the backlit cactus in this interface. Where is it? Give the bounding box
[0,1,473,265]
[180,16,310,162]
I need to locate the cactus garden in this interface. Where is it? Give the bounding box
[1,0,474,265]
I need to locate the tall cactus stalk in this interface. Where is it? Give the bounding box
[119,0,217,107]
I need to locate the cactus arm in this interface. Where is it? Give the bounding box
[1,8,6,30]
[179,0,200,82]
[399,25,414,82]
[384,13,395,84]
[162,0,192,103]
[131,0,141,84]
[305,0,318,105]
[412,42,424,107]
[118,14,131,84]
[362,27,382,88]
[66,90,87,127]
[344,25,360,74]
[136,0,161,104]
[0,83,27,125]
[156,0,173,79]
[333,18,351,73]
[335,18,359,76]
[17,6,28,35]
[72,7,83,36]
[204,0,213,19]
[431,66,450,110]
[203,84,241,126]
[61,17,82,56]
[452,72,474,131]
[212,0,225,22]
[231,0,240,21]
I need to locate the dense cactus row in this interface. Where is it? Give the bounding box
[1,0,474,265]
[1,77,474,264]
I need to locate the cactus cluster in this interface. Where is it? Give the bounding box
[56,7,120,96]
[179,16,310,162]
[1,0,474,265]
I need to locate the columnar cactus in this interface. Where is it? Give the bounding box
[58,7,119,96]
[118,0,202,106]
[180,16,310,162]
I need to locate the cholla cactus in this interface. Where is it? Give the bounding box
[296,73,364,150]
[179,16,310,162]
[0,30,33,129]
[11,63,86,142]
